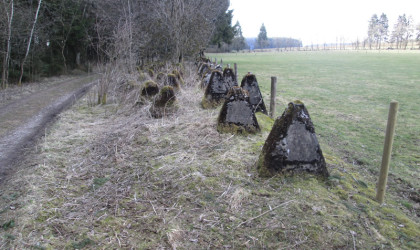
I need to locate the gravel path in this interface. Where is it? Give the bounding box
[0,74,98,183]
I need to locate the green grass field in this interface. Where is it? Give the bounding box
[213,51,420,188]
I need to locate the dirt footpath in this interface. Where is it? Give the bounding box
[0,75,98,183]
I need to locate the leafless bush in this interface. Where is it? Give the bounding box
[86,85,97,107]
[92,0,230,64]
[97,67,111,105]
[95,63,128,106]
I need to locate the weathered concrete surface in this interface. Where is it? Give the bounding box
[202,70,227,109]
[156,72,165,82]
[198,63,211,78]
[217,87,260,134]
[240,73,267,114]
[166,74,181,91]
[223,67,237,89]
[172,70,184,85]
[150,86,178,118]
[141,80,159,97]
[257,101,329,177]
[201,72,212,90]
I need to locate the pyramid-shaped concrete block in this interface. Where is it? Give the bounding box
[201,71,212,89]
[141,80,159,97]
[223,67,237,89]
[198,63,211,78]
[166,74,181,91]
[217,87,260,134]
[150,86,178,118]
[240,73,267,114]
[202,70,228,109]
[257,101,329,177]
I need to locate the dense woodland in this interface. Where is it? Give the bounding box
[1,1,420,87]
[0,0,235,87]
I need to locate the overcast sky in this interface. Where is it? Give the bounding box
[229,0,420,45]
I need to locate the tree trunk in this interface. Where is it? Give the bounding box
[61,43,67,73]
[76,52,81,66]
[18,0,42,86]
[127,0,134,72]
[1,0,13,89]
[404,34,409,50]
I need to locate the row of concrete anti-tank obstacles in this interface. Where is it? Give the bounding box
[196,57,329,178]
[137,68,183,118]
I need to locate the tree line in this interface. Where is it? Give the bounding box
[1,0,232,88]
[211,22,302,52]
[367,13,420,50]
[254,23,302,50]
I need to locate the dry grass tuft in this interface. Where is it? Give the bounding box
[229,187,250,212]
[167,224,184,250]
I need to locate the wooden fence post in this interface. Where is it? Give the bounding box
[270,77,277,118]
[376,101,399,204]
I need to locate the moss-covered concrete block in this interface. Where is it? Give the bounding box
[150,86,178,118]
[202,70,227,109]
[201,72,212,90]
[217,87,260,135]
[172,69,184,85]
[241,73,268,115]
[141,80,159,97]
[198,63,211,78]
[166,74,181,91]
[257,101,329,177]
[156,72,165,82]
[223,67,237,89]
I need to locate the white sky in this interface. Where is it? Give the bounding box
[229,0,420,45]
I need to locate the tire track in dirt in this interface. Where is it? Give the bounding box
[0,75,98,183]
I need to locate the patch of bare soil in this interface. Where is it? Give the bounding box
[0,76,71,106]
[0,74,98,183]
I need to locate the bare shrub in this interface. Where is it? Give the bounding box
[86,85,97,107]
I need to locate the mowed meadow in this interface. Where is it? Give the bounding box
[215,51,420,187]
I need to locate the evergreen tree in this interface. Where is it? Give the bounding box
[257,23,268,49]
[231,21,246,51]
[210,10,235,48]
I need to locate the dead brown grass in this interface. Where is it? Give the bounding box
[0,62,418,249]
